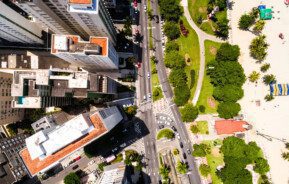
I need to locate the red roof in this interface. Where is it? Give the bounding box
[215,120,248,135]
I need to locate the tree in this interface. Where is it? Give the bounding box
[123,17,132,36]
[208,61,246,87]
[217,164,253,184]
[199,164,211,177]
[260,63,270,73]
[198,105,205,113]
[174,84,190,106]
[164,21,180,40]
[98,162,108,171]
[264,94,274,101]
[164,50,185,68]
[285,142,289,149]
[64,172,80,184]
[190,125,199,134]
[169,68,187,87]
[282,152,289,161]
[124,105,137,119]
[159,165,170,180]
[153,87,162,100]
[262,74,276,85]
[216,43,240,62]
[165,41,179,53]
[151,56,157,64]
[215,0,227,10]
[147,9,153,20]
[180,103,199,122]
[250,7,260,19]
[250,35,269,61]
[157,128,175,140]
[248,71,260,83]
[217,102,241,119]
[238,14,255,30]
[253,157,270,174]
[159,0,183,22]
[213,85,244,102]
[253,20,265,33]
[215,17,230,38]
[176,161,188,174]
[173,148,179,155]
[192,143,211,157]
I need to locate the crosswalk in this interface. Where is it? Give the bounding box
[153,98,174,118]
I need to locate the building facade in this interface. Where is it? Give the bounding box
[51,34,119,73]
[0,72,24,125]
[0,1,43,44]
[15,0,117,44]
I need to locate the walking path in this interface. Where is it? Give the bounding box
[181,0,224,105]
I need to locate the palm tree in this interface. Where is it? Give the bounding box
[282,152,289,160]
[159,165,170,180]
[248,71,260,82]
[262,74,276,85]
[253,20,265,34]
[176,161,188,174]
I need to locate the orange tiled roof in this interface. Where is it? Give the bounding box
[20,113,106,176]
[215,120,248,135]
[90,37,108,56]
[68,0,92,4]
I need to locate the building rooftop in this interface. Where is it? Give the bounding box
[67,0,97,13]
[20,106,123,176]
[215,120,250,135]
[51,35,107,56]
[68,0,92,4]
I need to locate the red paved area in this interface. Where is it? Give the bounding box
[20,113,106,176]
[215,120,248,135]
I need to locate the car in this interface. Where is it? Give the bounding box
[120,143,127,148]
[72,165,79,170]
[147,72,150,78]
[88,160,95,165]
[183,153,187,159]
[144,5,147,12]
[112,147,118,153]
[122,129,128,133]
[180,142,183,148]
[171,126,177,132]
[187,149,191,154]
[158,125,164,129]
[148,93,151,98]
[143,95,146,100]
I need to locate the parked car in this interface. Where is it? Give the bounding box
[183,153,187,160]
[143,95,146,100]
[180,142,183,148]
[148,93,151,98]
[147,72,150,78]
[171,126,177,132]
[144,5,147,12]
[158,125,164,129]
[120,143,127,148]
[72,165,79,170]
[187,149,191,155]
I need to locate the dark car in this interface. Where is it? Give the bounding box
[180,142,183,148]
[72,165,79,170]
[171,126,177,132]
[183,153,187,159]
[158,125,164,129]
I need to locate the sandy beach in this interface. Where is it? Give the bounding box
[228,0,289,183]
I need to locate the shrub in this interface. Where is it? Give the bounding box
[198,105,206,113]
[98,162,108,171]
[250,35,269,61]
[164,51,186,68]
[250,7,259,19]
[64,172,80,184]
[157,128,175,140]
[215,17,230,38]
[238,14,255,30]
[189,70,195,89]
[190,125,199,134]
[216,43,240,61]
[176,161,188,174]
[199,164,211,177]
[180,103,199,122]
[164,21,180,40]
[174,84,190,106]
[192,143,211,157]
[253,20,265,33]
[124,105,137,118]
[197,15,203,24]
[262,74,276,85]
[159,164,170,181]
[169,68,187,87]
[213,85,244,102]
[179,20,189,37]
[248,71,260,83]
[217,102,241,119]
[264,94,274,101]
[165,41,179,53]
[173,148,179,155]
[260,63,270,73]
[253,157,270,174]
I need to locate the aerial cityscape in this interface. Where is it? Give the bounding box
[0,0,288,184]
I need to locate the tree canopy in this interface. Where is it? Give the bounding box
[216,43,240,61]
[238,14,255,30]
[213,85,244,102]
[192,143,211,157]
[217,102,241,119]
[215,17,230,38]
[159,0,183,22]
[169,68,187,87]
[199,164,211,177]
[164,21,180,40]
[180,103,199,122]
[64,172,80,184]
[157,128,175,140]
[176,161,188,174]
[164,50,186,69]
[165,41,179,53]
[174,84,190,106]
[253,157,270,174]
[250,35,268,61]
[207,61,246,87]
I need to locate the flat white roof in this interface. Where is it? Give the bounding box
[42,114,93,156]
[26,131,47,160]
[54,35,68,51]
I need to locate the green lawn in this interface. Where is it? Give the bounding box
[202,140,224,184]
[111,153,123,164]
[157,128,174,140]
[196,121,209,134]
[151,59,163,102]
[200,21,215,35]
[176,16,200,101]
[197,40,221,114]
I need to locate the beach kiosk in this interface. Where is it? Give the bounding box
[260,8,273,20]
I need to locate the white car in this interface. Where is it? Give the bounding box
[148,93,151,98]
[144,5,147,12]
[120,143,127,148]
[147,72,150,78]
[143,95,146,100]
[88,160,95,165]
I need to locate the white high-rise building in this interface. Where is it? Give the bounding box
[15,0,117,44]
[0,1,43,44]
[51,34,119,72]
